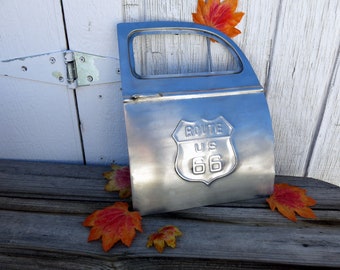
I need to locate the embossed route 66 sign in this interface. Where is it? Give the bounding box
[172,116,237,185]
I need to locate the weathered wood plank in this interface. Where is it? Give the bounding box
[0,172,110,201]
[1,192,339,223]
[0,159,108,178]
[1,209,339,268]
[0,248,115,270]
[236,0,281,86]
[0,248,318,270]
[1,160,339,213]
[266,0,340,178]
[0,160,340,269]
[0,197,112,214]
[308,53,340,186]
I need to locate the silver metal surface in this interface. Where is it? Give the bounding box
[0,50,120,88]
[118,21,275,215]
[0,51,68,86]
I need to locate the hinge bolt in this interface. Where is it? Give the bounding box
[87,75,93,82]
[49,57,56,64]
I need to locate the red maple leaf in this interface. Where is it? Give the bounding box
[192,0,244,38]
[266,183,317,222]
[147,225,182,253]
[83,202,142,251]
[103,165,131,198]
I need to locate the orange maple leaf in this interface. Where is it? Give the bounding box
[266,183,317,222]
[83,202,142,252]
[192,0,244,38]
[103,165,131,198]
[147,225,182,253]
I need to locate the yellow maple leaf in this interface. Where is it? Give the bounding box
[147,225,182,253]
[103,164,131,198]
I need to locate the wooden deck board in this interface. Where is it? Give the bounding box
[0,160,339,269]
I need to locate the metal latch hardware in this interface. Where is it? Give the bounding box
[0,50,120,89]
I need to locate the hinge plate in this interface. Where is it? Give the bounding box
[0,50,121,89]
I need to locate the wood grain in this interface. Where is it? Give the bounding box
[0,0,339,185]
[124,0,279,83]
[235,0,281,86]
[0,160,339,269]
[308,52,340,185]
[266,0,340,179]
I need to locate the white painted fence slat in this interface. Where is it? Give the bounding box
[0,0,83,163]
[0,0,338,185]
[0,1,66,60]
[266,0,340,179]
[308,55,339,185]
[62,0,129,165]
[235,0,281,86]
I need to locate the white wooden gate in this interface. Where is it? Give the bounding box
[0,0,339,186]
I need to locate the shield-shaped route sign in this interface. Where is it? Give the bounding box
[172,116,237,185]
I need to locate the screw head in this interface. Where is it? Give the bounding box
[21,66,27,72]
[87,75,93,82]
[59,76,64,82]
[49,57,56,64]
[79,56,86,62]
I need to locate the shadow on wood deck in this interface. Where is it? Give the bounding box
[0,159,339,269]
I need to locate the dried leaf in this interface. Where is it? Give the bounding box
[83,202,142,252]
[103,165,131,198]
[192,0,244,38]
[147,225,182,253]
[266,183,317,222]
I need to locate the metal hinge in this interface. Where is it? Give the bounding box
[0,50,121,89]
